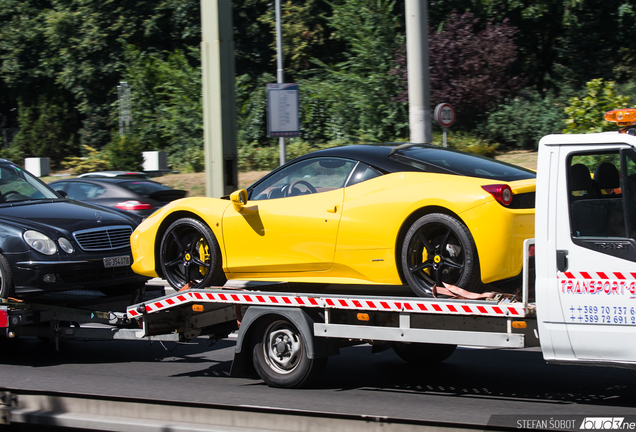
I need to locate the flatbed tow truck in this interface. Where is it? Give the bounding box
[3,111,636,390]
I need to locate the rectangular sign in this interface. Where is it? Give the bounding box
[267,83,300,137]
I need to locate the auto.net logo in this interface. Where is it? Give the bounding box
[489,415,636,431]
[580,418,633,430]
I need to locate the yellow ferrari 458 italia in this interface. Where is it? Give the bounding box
[130,143,535,297]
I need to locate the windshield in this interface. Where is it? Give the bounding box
[390,145,536,181]
[0,162,59,203]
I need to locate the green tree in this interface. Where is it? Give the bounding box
[11,94,80,166]
[563,79,630,134]
[120,46,204,171]
[308,0,408,142]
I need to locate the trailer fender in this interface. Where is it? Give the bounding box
[230,306,329,377]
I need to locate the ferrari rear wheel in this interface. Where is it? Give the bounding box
[401,213,480,297]
[0,254,13,299]
[159,217,226,290]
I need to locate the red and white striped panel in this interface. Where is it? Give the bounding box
[560,271,636,280]
[127,290,527,319]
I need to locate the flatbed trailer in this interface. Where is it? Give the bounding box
[0,240,536,388]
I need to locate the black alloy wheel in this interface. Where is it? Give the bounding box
[401,213,480,297]
[159,217,226,290]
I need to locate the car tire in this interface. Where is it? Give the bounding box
[0,253,14,299]
[252,317,327,388]
[391,342,457,364]
[401,213,480,297]
[159,217,227,290]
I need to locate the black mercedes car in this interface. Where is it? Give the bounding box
[0,159,148,298]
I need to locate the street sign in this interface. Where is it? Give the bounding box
[434,103,456,128]
[267,83,300,138]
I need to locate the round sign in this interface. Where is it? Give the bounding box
[434,103,456,128]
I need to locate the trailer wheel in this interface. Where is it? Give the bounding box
[159,218,226,290]
[391,342,457,364]
[252,318,327,388]
[401,213,480,297]
[0,253,14,299]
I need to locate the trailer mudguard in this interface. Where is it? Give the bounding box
[230,306,330,377]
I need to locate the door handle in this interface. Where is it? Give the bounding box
[557,250,568,272]
[326,205,339,213]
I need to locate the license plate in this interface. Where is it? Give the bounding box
[103,256,131,268]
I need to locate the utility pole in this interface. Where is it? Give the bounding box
[275,0,287,165]
[405,0,432,144]
[201,0,238,197]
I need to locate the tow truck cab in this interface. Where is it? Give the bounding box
[536,122,636,367]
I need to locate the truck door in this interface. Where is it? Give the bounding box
[555,145,636,362]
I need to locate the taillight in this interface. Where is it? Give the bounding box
[0,308,8,328]
[114,200,155,211]
[481,184,513,206]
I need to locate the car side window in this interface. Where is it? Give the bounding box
[250,157,356,200]
[66,182,106,200]
[346,162,382,187]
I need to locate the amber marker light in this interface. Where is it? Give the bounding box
[605,108,636,131]
[357,313,370,321]
[511,321,527,329]
[192,304,204,312]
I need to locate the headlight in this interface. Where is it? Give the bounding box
[58,237,74,254]
[23,230,57,255]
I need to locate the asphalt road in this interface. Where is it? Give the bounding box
[1,334,635,428]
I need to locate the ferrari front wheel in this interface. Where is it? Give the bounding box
[159,217,226,290]
[401,213,480,297]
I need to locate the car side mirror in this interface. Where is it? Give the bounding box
[230,189,248,211]
[56,190,68,198]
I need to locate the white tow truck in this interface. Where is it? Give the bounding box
[2,117,636,388]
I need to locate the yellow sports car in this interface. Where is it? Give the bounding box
[130,143,535,297]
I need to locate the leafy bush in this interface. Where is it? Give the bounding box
[62,145,109,174]
[563,79,630,133]
[103,135,144,171]
[442,131,499,158]
[237,140,341,171]
[483,92,566,149]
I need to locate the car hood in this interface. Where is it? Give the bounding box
[0,199,139,235]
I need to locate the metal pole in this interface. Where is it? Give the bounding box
[275,0,286,165]
[405,0,432,144]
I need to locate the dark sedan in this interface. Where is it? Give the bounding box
[49,178,187,217]
[0,159,148,298]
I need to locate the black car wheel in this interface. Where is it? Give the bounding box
[391,342,457,364]
[401,213,480,297]
[252,317,327,388]
[159,218,226,290]
[0,254,13,299]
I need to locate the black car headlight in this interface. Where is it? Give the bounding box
[23,230,58,255]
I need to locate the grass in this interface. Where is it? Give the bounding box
[42,151,538,197]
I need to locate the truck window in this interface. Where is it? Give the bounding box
[567,149,636,261]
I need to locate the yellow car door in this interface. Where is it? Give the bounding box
[222,157,356,273]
